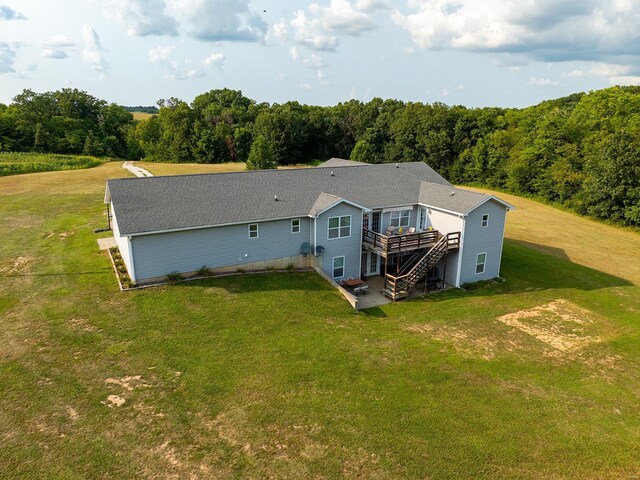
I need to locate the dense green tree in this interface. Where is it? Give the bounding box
[246,135,277,170]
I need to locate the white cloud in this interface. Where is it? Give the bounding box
[0,42,16,73]
[355,0,391,13]
[148,45,175,64]
[609,75,640,86]
[393,0,640,68]
[564,63,633,78]
[81,26,110,79]
[45,34,75,48]
[203,52,225,66]
[308,0,377,36]
[170,0,266,42]
[0,5,26,20]
[527,77,559,87]
[148,45,206,80]
[439,88,449,97]
[266,19,289,44]
[41,48,68,59]
[291,10,338,51]
[103,0,178,36]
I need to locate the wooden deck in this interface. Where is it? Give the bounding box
[362,229,460,258]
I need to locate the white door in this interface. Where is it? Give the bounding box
[366,253,379,276]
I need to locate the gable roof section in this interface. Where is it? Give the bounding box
[418,182,515,216]
[317,158,368,168]
[309,192,370,216]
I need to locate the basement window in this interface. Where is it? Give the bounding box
[332,256,345,279]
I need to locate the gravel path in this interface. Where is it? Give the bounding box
[122,161,153,177]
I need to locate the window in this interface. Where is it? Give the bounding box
[328,215,351,239]
[481,214,489,228]
[332,256,345,279]
[248,223,259,239]
[476,252,487,274]
[291,218,300,233]
[390,209,411,227]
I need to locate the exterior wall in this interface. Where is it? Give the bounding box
[111,202,136,282]
[130,217,311,282]
[427,208,464,234]
[459,200,507,285]
[379,206,418,233]
[315,202,363,281]
[434,251,459,286]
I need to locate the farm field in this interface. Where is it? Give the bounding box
[0,152,105,177]
[0,163,639,479]
[131,111,155,120]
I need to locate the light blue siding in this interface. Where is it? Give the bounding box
[130,217,310,281]
[379,206,418,233]
[459,200,507,285]
[315,203,363,280]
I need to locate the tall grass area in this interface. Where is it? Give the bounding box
[0,152,105,176]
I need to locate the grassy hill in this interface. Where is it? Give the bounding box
[0,164,638,478]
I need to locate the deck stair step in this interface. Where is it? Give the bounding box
[383,233,451,300]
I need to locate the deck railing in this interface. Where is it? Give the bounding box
[362,228,442,256]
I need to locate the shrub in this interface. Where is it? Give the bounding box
[264,265,275,271]
[236,268,246,274]
[195,265,211,277]
[166,271,183,283]
[286,262,296,272]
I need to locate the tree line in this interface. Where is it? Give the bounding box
[1,86,638,227]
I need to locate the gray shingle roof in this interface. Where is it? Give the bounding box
[419,182,497,214]
[106,162,508,236]
[318,158,368,168]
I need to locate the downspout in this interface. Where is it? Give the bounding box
[313,214,318,269]
[496,209,508,277]
[454,215,466,288]
[127,236,137,283]
[358,210,364,279]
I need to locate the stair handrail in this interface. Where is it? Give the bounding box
[385,234,449,282]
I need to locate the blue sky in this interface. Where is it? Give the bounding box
[1,0,640,108]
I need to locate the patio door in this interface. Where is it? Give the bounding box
[366,253,379,276]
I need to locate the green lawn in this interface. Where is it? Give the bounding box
[0,166,639,478]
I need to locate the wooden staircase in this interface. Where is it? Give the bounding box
[383,234,451,300]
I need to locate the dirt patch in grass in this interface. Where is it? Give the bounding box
[105,375,152,391]
[0,256,34,274]
[496,299,599,354]
[407,323,501,360]
[103,395,126,408]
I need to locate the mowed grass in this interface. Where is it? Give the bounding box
[0,165,639,478]
[135,161,312,177]
[463,187,640,286]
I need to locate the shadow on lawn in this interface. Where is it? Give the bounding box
[360,240,632,315]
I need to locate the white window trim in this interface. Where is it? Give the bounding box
[476,252,487,275]
[291,218,301,233]
[481,214,489,228]
[327,215,352,240]
[248,223,259,239]
[332,256,345,279]
[390,209,411,227]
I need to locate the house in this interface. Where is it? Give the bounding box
[104,159,514,300]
